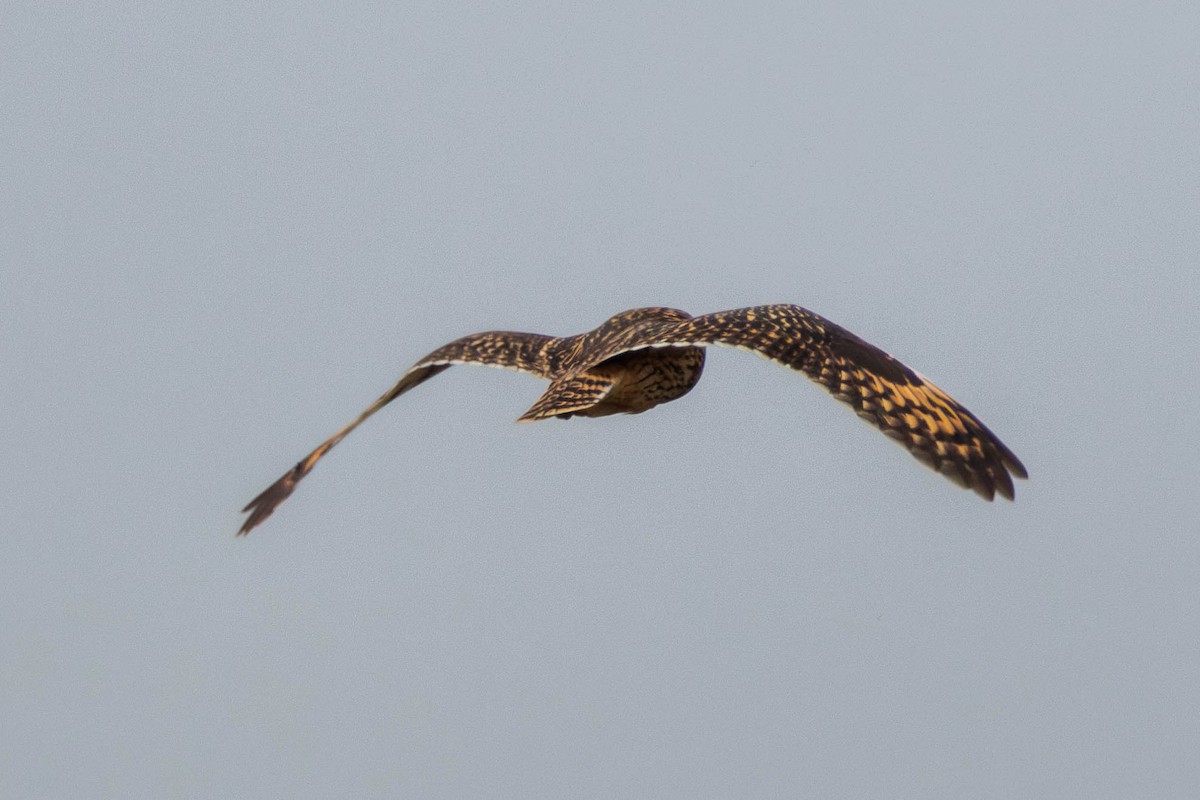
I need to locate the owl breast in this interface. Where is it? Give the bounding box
[580,346,706,416]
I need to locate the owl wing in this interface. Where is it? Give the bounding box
[238,331,556,535]
[585,304,1027,500]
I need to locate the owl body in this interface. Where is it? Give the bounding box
[571,346,707,417]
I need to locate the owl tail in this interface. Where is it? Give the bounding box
[516,372,616,422]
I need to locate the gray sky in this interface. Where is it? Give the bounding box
[3,2,1199,797]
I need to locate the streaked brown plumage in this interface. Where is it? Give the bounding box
[239,305,1026,535]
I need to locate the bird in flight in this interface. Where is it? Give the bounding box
[239,305,1026,535]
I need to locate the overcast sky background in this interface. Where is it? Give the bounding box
[3,2,1199,797]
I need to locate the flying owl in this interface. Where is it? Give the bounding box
[239,305,1027,535]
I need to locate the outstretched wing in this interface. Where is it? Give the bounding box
[238,330,556,535]
[584,305,1027,500]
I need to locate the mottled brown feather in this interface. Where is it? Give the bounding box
[583,305,1027,500]
[238,331,553,535]
[517,371,617,421]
